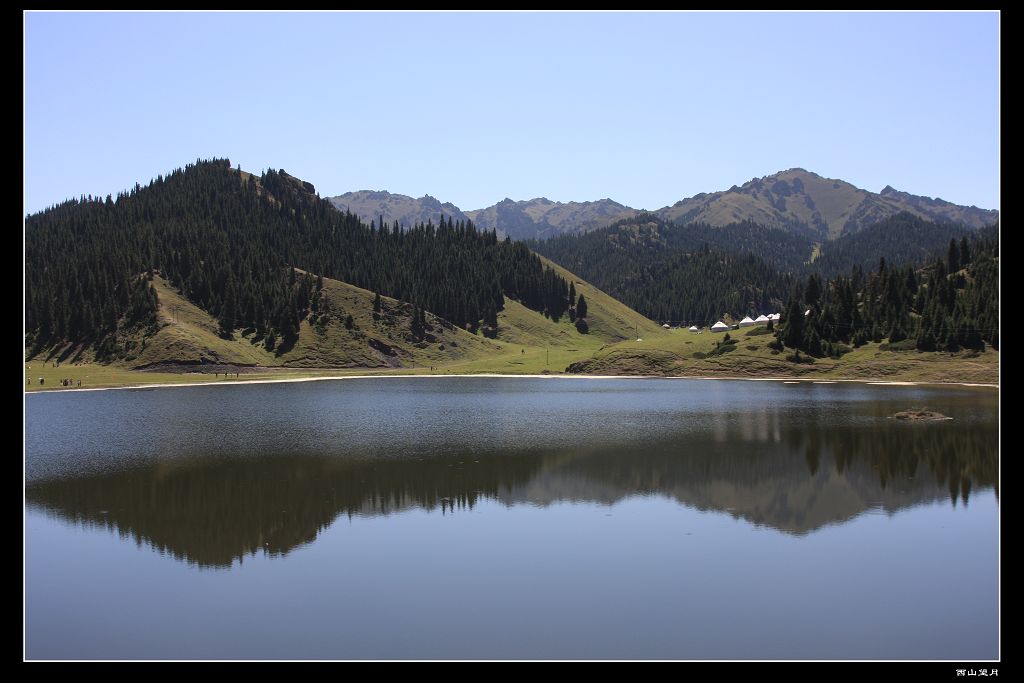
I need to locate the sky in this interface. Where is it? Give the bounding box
[24,11,999,215]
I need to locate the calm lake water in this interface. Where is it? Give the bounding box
[25,378,998,660]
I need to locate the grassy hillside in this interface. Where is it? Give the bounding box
[538,254,667,342]
[26,256,669,385]
[440,260,669,375]
[137,274,510,369]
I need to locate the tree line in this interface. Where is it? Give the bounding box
[772,231,998,357]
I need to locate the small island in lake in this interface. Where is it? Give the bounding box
[891,408,952,421]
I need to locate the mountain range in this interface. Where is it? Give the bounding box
[328,190,471,229]
[328,168,997,241]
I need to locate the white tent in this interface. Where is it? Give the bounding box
[662,323,671,329]
[754,314,769,324]
[769,313,781,321]
[688,325,699,333]
[711,321,729,333]
[739,316,756,327]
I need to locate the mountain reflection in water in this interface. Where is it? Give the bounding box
[26,414,996,568]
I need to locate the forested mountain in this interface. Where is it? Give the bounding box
[533,210,999,334]
[535,213,815,277]
[326,190,471,231]
[657,168,998,239]
[812,213,978,278]
[533,214,795,324]
[25,159,578,359]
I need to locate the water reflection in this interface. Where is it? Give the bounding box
[26,415,997,568]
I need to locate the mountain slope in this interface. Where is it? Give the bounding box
[656,168,997,239]
[132,273,503,370]
[812,212,978,276]
[127,261,665,373]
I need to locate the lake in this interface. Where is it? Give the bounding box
[24,377,999,660]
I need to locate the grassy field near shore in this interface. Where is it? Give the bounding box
[25,325,998,393]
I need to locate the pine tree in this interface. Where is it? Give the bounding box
[781,298,804,349]
[218,280,237,339]
[948,238,961,273]
[805,273,822,307]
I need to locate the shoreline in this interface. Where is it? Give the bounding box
[24,372,999,394]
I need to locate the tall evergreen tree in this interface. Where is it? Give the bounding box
[218,279,237,339]
[948,238,961,273]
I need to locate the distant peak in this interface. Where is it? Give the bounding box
[761,168,822,182]
[880,185,899,196]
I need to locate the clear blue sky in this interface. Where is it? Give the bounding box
[25,11,999,215]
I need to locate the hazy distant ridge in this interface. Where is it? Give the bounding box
[329,169,997,241]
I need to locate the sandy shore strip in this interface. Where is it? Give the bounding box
[25,372,998,394]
